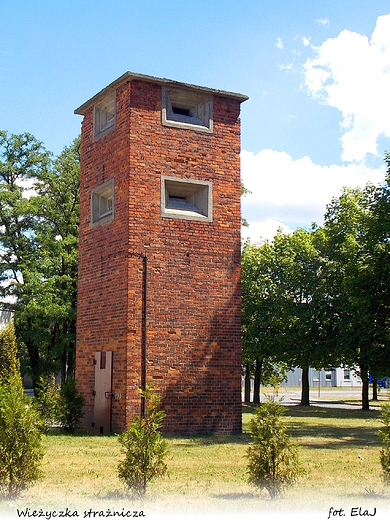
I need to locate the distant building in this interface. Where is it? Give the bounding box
[281,367,362,388]
[0,310,13,327]
[74,72,248,434]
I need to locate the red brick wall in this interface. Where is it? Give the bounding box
[76,78,242,434]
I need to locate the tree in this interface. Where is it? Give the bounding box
[272,228,338,405]
[242,229,338,406]
[117,385,169,496]
[247,396,301,498]
[323,175,390,410]
[241,240,288,403]
[0,131,80,387]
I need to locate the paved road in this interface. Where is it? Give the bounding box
[243,387,390,409]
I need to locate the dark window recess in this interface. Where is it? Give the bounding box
[172,107,191,117]
[100,351,106,370]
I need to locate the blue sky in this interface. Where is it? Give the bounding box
[1,1,390,242]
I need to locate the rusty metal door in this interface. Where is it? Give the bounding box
[93,351,112,434]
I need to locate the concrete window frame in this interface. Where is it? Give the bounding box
[91,179,114,227]
[93,91,116,140]
[161,87,213,133]
[161,176,213,222]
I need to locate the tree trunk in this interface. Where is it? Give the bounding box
[372,377,378,401]
[25,338,40,391]
[244,363,251,403]
[300,367,310,406]
[361,365,370,410]
[253,359,262,404]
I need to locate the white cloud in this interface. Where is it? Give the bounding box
[241,149,386,243]
[302,36,311,47]
[275,37,283,50]
[316,18,330,28]
[241,219,293,244]
[278,62,294,72]
[304,13,390,163]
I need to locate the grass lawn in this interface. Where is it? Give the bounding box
[2,397,390,519]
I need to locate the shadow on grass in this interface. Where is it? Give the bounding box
[46,427,116,437]
[244,403,381,449]
[286,406,380,449]
[166,433,252,447]
[285,405,380,420]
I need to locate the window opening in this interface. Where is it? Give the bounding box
[91,179,114,226]
[162,87,213,133]
[172,107,191,117]
[161,176,212,222]
[93,91,116,140]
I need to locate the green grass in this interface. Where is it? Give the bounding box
[1,402,390,517]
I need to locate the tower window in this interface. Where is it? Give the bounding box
[162,87,213,133]
[93,92,116,140]
[91,179,114,226]
[161,176,212,222]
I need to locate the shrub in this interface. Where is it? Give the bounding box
[379,403,390,483]
[34,375,62,431]
[247,396,301,498]
[57,379,85,432]
[0,374,45,497]
[0,322,20,384]
[117,385,169,496]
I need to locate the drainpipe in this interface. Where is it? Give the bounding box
[141,253,147,418]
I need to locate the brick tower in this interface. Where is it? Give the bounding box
[74,72,247,435]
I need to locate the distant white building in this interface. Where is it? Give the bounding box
[0,310,13,327]
[281,367,362,388]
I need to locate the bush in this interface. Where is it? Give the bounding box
[0,375,45,497]
[247,396,301,498]
[57,379,85,432]
[117,385,169,496]
[34,375,62,431]
[0,322,20,384]
[379,403,390,483]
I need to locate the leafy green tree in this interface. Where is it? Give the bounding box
[0,131,80,387]
[247,396,301,498]
[241,240,288,403]
[323,176,390,410]
[117,385,169,496]
[242,229,338,406]
[272,228,338,405]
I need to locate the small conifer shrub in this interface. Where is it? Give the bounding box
[0,323,44,497]
[0,321,20,383]
[247,396,301,498]
[58,378,85,432]
[117,385,169,495]
[34,375,62,431]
